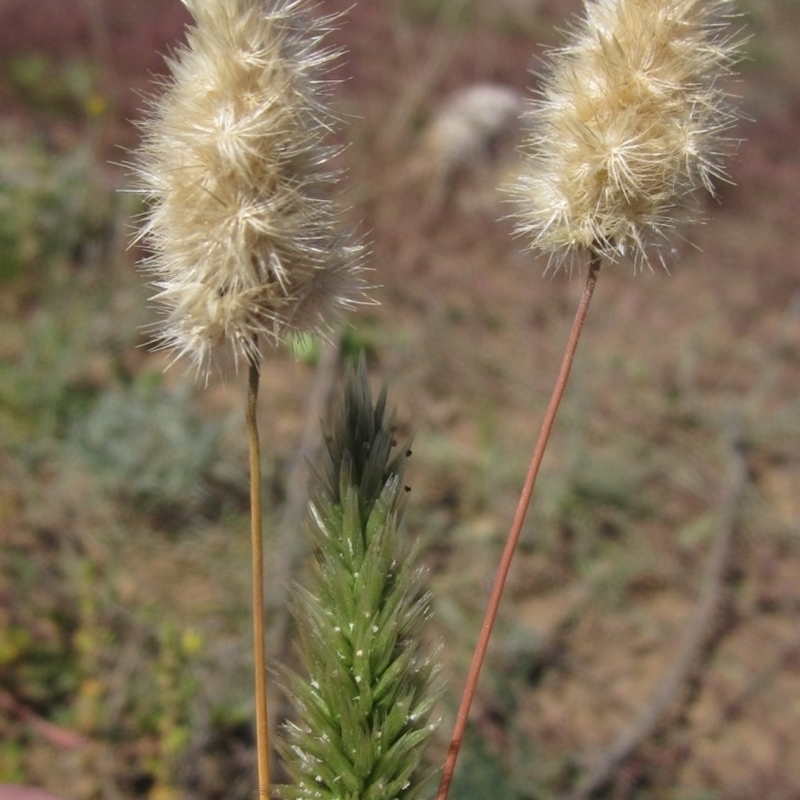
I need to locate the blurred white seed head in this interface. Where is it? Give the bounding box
[421,83,524,171]
[132,0,366,379]
[509,0,744,270]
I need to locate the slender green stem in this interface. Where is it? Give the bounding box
[436,252,603,800]
[247,356,271,797]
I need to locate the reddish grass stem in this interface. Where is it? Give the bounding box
[247,358,271,797]
[436,252,602,800]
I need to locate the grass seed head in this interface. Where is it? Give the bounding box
[509,0,744,271]
[277,357,442,800]
[132,0,366,380]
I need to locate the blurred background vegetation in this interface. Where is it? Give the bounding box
[0,1,798,799]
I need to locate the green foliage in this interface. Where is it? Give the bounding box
[0,188,235,519]
[339,322,383,364]
[5,54,104,117]
[393,0,479,29]
[0,739,25,782]
[289,323,382,368]
[0,310,102,448]
[0,134,139,469]
[144,622,204,797]
[0,133,112,284]
[448,733,523,800]
[0,505,215,791]
[289,331,322,365]
[277,357,442,800]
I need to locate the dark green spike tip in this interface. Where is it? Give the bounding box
[320,353,410,525]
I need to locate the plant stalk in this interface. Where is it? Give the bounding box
[436,251,603,800]
[247,357,271,797]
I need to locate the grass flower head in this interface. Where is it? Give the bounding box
[510,0,743,270]
[133,0,365,378]
[278,358,442,800]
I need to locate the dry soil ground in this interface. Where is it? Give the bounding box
[1,1,798,799]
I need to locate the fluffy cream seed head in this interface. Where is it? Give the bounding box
[132,0,366,378]
[510,0,743,270]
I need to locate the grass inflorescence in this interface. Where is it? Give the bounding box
[277,357,442,800]
[509,0,744,271]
